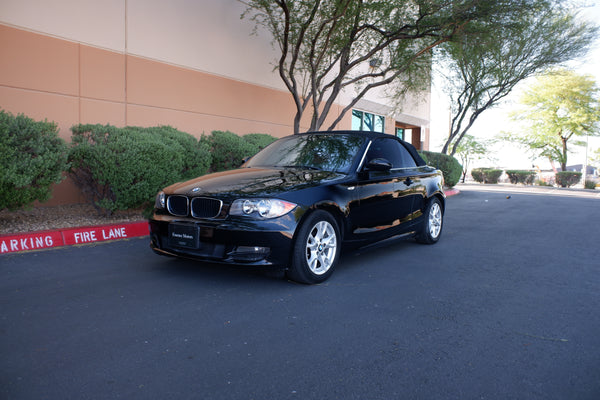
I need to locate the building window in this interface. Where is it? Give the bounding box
[352,110,385,133]
[395,128,404,140]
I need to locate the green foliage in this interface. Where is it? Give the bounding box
[555,171,581,188]
[201,130,267,172]
[127,126,211,179]
[68,124,210,214]
[440,6,597,155]
[242,133,278,151]
[244,0,544,133]
[508,69,600,170]
[592,147,600,167]
[454,134,493,182]
[471,168,503,184]
[470,169,484,183]
[419,151,462,188]
[535,179,553,187]
[0,110,68,211]
[584,180,596,190]
[506,170,536,185]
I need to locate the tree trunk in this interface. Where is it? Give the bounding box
[561,136,568,171]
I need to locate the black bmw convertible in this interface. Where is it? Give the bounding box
[149,130,445,284]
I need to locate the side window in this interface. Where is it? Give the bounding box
[397,142,418,168]
[366,138,417,169]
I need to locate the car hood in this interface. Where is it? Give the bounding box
[163,167,345,198]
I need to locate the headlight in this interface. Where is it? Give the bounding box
[230,198,296,219]
[155,191,166,209]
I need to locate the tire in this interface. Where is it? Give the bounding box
[415,197,443,244]
[287,210,341,284]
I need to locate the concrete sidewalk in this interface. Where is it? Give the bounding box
[456,182,600,199]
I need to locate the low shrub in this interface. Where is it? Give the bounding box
[128,126,211,179]
[201,130,267,172]
[486,169,503,183]
[68,124,210,214]
[418,151,462,188]
[555,171,581,188]
[535,179,553,187]
[471,168,503,184]
[0,110,68,211]
[470,169,483,183]
[506,170,536,185]
[584,180,596,190]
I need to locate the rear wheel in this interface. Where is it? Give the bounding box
[287,210,340,284]
[416,197,443,244]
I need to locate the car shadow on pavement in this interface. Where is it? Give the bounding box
[152,255,289,285]
[148,233,418,286]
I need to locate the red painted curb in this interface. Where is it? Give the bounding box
[445,188,460,197]
[0,221,148,255]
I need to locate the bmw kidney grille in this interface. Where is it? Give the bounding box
[191,197,223,218]
[167,195,188,217]
[167,195,222,218]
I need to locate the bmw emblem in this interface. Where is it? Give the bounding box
[191,187,201,193]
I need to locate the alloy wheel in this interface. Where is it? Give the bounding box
[429,202,442,239]
[305,220,337,275]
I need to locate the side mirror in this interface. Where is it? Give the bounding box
[366,158,392,172]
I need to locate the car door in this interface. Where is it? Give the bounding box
[349,137,418,238]
[392,139,422,226]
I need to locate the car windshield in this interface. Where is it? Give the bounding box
[245,134,366,174]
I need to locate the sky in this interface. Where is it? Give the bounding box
[429,0,600,171]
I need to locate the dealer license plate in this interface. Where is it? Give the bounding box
[168,224,199,249]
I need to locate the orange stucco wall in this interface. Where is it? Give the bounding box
[0,24,310,138]
[1,24,349,206]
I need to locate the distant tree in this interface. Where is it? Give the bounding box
[242,0,554,134]
[506,69,600,171]
[591,147,600,168]
[454,134,493,183]
[438,3,596,156]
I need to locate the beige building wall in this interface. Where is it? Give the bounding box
[0,0,429,206]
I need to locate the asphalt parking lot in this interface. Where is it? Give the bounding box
[1,187,599,400]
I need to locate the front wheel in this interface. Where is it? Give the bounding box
[415,197,443,244]
[287,210,340,284]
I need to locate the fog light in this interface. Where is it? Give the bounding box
[229,246,270,262]
[150,233,160,248]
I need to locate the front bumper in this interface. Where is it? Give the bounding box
[148,213,298,267]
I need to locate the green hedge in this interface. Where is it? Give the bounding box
[242,133,278,151]
[127,126,211,179]
[201,130,277,172]
[1,118,278,213]
[68,124,211,214]
[555,171,581,188]
[584,180,596,190]
[0,110,68,211]
[471,168,503,184]
[506,170,536,185]
[418,151,462,188]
